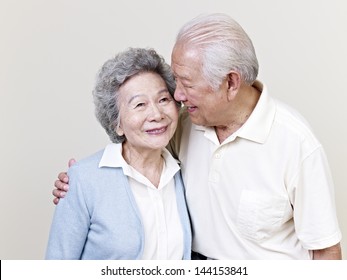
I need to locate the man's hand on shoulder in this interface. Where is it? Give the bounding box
[52,158,76,205]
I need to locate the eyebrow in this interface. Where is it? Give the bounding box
[127,89,169,104]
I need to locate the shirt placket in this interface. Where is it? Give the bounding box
[149,188,167,259]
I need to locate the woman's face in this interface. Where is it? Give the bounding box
[116,72,178,152]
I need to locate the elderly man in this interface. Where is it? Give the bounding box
[53,13,342,259]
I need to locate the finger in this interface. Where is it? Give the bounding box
[57,172,69,183]
[52,188,66,198]
[54,179,69,191]
[53,197,60,205]
[68,158,76,167]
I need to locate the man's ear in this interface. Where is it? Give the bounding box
[226,71,241,100]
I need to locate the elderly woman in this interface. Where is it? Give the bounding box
[45,48,191,260]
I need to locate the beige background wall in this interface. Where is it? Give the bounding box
[1,0,346,259]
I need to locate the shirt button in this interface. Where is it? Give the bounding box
[215,153,221,159]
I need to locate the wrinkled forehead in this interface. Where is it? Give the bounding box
[171,45,203,76]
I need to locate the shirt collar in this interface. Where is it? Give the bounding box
[194,81,276,144]
[98,143,124,168]
[99,143,180,189]
[98,143,180,172]
[235,81,276,144]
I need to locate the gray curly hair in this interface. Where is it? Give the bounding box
[93,48,176,143]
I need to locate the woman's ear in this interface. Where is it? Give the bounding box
[116,122,124,136]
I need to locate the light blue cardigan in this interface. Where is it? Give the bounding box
[46,149,192,259]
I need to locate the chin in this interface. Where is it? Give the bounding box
[148,139,170,150]
[189,117,207,126]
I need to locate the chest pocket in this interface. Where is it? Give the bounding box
[236,190,288,241]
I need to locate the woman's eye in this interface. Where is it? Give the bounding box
[135,103,145,108]
[160,96,172,103]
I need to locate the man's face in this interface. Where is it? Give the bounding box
[171,44,230,127]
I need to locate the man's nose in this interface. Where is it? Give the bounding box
[174,83,187,102]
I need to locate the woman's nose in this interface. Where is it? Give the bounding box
[148,103,163,121]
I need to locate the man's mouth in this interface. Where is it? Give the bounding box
[186,105,197,113]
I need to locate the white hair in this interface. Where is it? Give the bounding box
[175,13,259,89]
